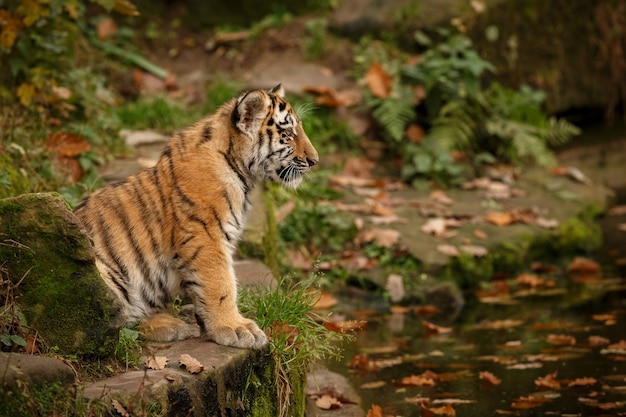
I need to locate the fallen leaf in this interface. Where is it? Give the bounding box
[179,354,205,374]
[111,399,129,417]
[397,373,437,387]
[535,217,559,229]
[421,218,447,236]
[566,257,600,274]
[414,305,442,317]
[484,211,515,226]
[511,395,551,409]
[437,244,459,257]
[355,228,400,248]
[459,245,488,257]
[366,404,383,417]
[44,132,91,157]
[324,320,367,333]
[429,190,453,206]
[569,377,597,387]
[315,394,342,410]
[269,322,300,345]
[607,204,626,216]
[364,62,392,98]
[406,123,425,144]
[25,334,39,354]
[421,403,456,416]
[360,380,387,389]
[314,291,338,310]
[385,274,405,302]
[473,229,487,240]
[422,320,452,334]
[389,305,411,314]
[286,249,313,270]
[479,371,501,386]
[534,370,560,389]
[96,17,118,40]
[546,334,576,346]
[588,335,610,346]
[145,356,168,370]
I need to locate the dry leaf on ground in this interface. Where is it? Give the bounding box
[146,356,168,370]
[355,228,400,248]
[112,399,129,417]
[437,244,459,257]
[459,245,488,257]
[421,218,447,236]
[324,320,367,333]
[313,291,338,310]
[566,257,600,274]
[315,395,343,410]
[484,211,516,226]
[364,62,392,98]
[179,354,204,374]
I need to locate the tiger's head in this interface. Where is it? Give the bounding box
[233,84,319,189]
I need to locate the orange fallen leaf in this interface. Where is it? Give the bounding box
[389,305,411,314]
[421,403,456,416]
[566,257,601,274]
[96,17,118,40]
[414,305,442,317]
[324,320,367,333]
[484,211,515,226]
[569,377,597,387]
[355,228,400,248]
[364,62,392,98]
[422,320,452,334]
[44,132,91,157]
[546,334,576,346]
[366,404,383,417]
[588,335,610,347]
[313,291,338,310]
[473,229,487,240]
[511,396,552,409]
[479,371,501,386]
[397,373,437,387]
[406,123,425,144]
[534,370,560,389]
[25,334,39,354]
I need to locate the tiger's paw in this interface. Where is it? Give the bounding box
[140,313,200,342]
[210,318,267,349]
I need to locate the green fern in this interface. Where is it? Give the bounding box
[368,95,415,142]
[429,99,481,151]
[545,117,581,146]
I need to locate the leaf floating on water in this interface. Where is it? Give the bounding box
[145,355,168,370]
[534,370,560,389]
[422,320,452,334]
[588,335,610,347]
[568,377,597,387]
[511,395,552,409]
[360,380,387,389]
[546,334,576,346]
[178,354,204,374]
[313,291,338,310]
[324,319,367,333]
[420,403,456,416]
[397,373,437,387]
[479,371,502,386]
[366,404,383,417]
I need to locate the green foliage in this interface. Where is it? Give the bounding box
[359,28,580,186]
[114,95,192,131]
[114,325,142,371]
[239,274,346,417]
[0,264,30,353]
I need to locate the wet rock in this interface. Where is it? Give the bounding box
[0,352,75,391]
[84,339,290,416]
[306,365,364,417]
[0,193,121,357]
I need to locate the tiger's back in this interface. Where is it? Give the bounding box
[75,85,318,349]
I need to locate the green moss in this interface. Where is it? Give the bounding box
[0,153,31,199]
[0,193,120,357]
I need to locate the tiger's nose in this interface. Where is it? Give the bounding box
[306,157,318,167]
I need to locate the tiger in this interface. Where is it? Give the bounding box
[74,84,318,349]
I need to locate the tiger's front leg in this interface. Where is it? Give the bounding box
[181,248,267,349]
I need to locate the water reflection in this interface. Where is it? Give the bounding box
[326,280,626,416]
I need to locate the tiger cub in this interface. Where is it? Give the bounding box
[74,84,318,349]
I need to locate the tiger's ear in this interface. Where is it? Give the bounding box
[234,91,268,138]
[269,84,285,98]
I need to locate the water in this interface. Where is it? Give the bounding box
[326,278,626,416]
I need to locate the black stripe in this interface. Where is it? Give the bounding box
[221,151,251,193]
[278,101,286,112]
[222,190,240,229]
[181,279,201,288]
[161,145,172,159]
[73,196,89,212]
[211,207,230,242]
[198,123,213,147]
[96,254,131,304]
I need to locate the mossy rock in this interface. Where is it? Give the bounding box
[0,193,121,357]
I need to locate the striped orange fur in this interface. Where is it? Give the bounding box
[74,85,318,349]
